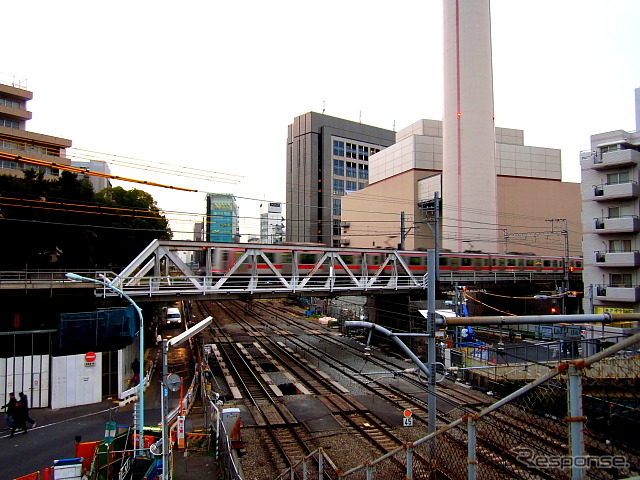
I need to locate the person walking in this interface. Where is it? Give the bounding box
[131,357,141,385]
[18,392,35,428]
[8,395,27,437]
[2,392,17,429]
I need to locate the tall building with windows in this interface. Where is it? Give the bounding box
[260,202,284,244]
[0,81,72,179]
[205,193,239,242]
[581,88,640,314]
[286,112,395,246]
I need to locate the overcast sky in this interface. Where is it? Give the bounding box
[3,0,639,239]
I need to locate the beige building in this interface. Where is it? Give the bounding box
[0,81,72,179]
[341,118,581,256]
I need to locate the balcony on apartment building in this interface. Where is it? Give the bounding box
[595,284,640,302]
[594,215,640,233]
[595,250,640,267]
[592,181,640,201]
[590,148,640,170]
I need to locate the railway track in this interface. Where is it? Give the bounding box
[193,299,637,480]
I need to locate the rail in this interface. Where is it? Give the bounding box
[275,330,640,480]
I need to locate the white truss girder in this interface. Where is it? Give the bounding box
[99,240,424,298]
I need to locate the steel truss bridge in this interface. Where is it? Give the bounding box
[99,240,426,299]
[0,240,578,300]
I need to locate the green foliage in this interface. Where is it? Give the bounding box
[0,171,172,269]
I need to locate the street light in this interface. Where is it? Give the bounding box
[65,272,146,456]
[161,316,212,480]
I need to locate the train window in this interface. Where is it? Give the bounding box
[482,258,489,267]
[507,259,516,267]
[369,255,381,265]
[526,259,534,267]
[262,252,274,263]
[439,257,449,266]
[300,253,317,264]
[575,260,582,268]
[450,258,459,266]
[474,258,483,267]
[552,260,558,268]
[517,259,524,267]
[543,260,551,267]
[461,258,472,267]
[281,253,292,264]
[342,255,354,265]
[409,256,422,266]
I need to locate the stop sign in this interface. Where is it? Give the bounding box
[85,351,97,362]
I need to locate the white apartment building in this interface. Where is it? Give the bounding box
[581,88,640,314]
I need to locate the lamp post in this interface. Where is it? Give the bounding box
[161,316,212,480]
[65,272,146,456]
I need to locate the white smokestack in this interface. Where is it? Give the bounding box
[442,0,499,253]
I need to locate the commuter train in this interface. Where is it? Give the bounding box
[201,245,583,278]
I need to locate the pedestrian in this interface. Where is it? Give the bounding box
[8,396,27,437]
[18,392,36,428]
[2,392,17,429]
[131,357,141,385]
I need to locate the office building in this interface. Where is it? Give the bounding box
[581,88,640,314]
[0,80,72,179]
[260,202,284,244]
[286,112,395,246]
[205,193,239,242]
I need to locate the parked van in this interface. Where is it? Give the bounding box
[165,307,182,326]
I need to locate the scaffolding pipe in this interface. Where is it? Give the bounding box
[567,363,585,480]
[468,415,477,480]
[439,313,629,326]
[344,321,431,378]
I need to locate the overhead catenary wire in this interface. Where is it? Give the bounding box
[1,149,583,252]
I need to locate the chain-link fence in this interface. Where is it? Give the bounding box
[276,331,640,480]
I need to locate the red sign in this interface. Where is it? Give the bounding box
[403,409,412,418]
[85,352,97,363]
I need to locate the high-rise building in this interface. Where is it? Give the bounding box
[286,112,395,246]
[0,81,72,179]
[260,202,284,244]
[205,193,239,242]
[581,88,640,314]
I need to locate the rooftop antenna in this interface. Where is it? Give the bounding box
[393,120,396,131]
[322,100,325,114]
[359,111,362,124]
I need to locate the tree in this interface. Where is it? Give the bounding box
[0,172,172,269]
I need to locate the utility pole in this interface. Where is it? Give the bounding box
[503,219,570,313]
